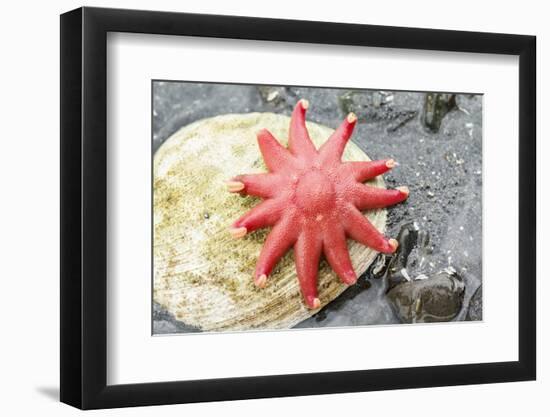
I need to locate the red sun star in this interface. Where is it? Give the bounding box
[227,99,409,309]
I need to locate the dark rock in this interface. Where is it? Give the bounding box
[258,86,294,108]
[466,285,483,321]
[385,222,433,291]
[382,222,465,323]
[423,93,457,132]
[367,253,392,279]
[386,268,465,323]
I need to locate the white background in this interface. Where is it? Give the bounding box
[108,34,518,384]
[0,0,546,416]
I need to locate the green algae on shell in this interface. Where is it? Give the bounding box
[153,112,387,332]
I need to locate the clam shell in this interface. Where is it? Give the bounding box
[154,112,387,332]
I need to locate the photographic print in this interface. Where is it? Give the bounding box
[152,81,482,334]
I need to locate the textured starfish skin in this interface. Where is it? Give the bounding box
[228,100,409,308]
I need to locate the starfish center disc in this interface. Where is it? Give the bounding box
[294,169,336,215]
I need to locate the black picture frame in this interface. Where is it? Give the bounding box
[60,6,536,410]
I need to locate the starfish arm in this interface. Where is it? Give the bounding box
[228,173,279,198]
[339,159,395,182]
[318,113,357,164]
[322,225,357,285]
[347,184,409,210]
[294,227,323,309]
[289,100,318,158]
[342,204,397,254]
[230,198,283,237]
[254,215,298,287]
[257,129,297,172]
